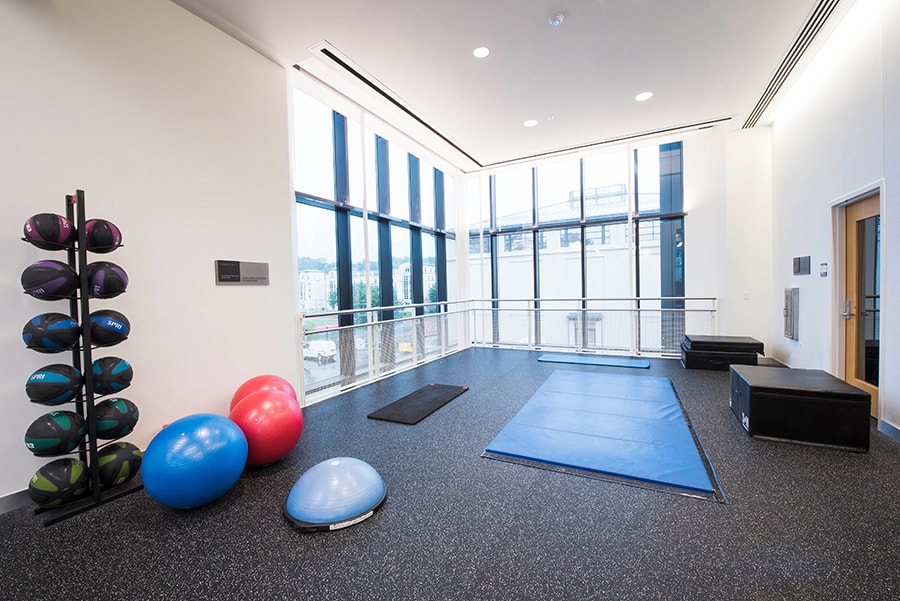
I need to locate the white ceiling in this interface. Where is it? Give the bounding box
[171,0,839,171]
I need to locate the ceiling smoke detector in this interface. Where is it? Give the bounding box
[549,13,565,27]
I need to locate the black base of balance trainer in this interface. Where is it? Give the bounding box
[681,335,764,371]
[730,365,871,451]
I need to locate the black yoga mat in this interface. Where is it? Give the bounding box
[367,383,469,425]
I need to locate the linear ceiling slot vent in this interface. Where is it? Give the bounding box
[301,42,483,168]
[743,0,842,129]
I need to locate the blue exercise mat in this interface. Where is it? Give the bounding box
[538,353,651,369]
[483,370,725,501]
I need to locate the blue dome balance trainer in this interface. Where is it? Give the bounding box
[284,457,386,532]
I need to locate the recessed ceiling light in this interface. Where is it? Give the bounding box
[473,46,490,59]
[523,119,538,127]
[549,13,565,27]
[635,91,654,102]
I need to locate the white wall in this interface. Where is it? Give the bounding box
[682,130,727,329]
[0,0,299,498]
[723,128,774,345]
[768,0,898,430]
[682,127,774,347]
[883,0,900,430]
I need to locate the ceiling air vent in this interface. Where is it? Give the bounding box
[300,41,482,168]
[743,0,842,129]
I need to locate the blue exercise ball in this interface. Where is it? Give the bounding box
[284,457,386,532]
[142,413,248,509]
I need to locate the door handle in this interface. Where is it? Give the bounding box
[840,299,854,319]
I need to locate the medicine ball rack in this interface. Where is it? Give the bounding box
[24,190,142,526]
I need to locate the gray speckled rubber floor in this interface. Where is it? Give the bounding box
[1,348,898,600]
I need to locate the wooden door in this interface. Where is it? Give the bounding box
[843,194,880,417]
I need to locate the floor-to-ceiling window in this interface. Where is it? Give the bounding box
[468,140,685,354]
[292,88,455,387]
[535,158,583,346]
[492,167,535,343]
[463,175,488,342]
[635,142,685,352]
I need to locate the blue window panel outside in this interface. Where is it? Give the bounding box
[376,135,390,215]
[434,169,445,231]
[408,154,421,224]
[659,141,683,215]
[332,112,349,203]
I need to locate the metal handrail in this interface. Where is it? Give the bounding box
[300,297,717,404]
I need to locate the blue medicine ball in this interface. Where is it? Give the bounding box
[141,414,247,509]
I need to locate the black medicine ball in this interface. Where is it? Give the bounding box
[83,219,122,253]
[23,213,76,251]
[22,312,81,353]
[88,309,131,347]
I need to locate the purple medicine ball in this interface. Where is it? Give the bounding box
[23,213,76,251]
[21,260,79,300]
[85,261,129,299]
[83,219,122,253]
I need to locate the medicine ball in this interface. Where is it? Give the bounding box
[22,312,81,353]
[96,442,142,489]
[24,411,87,457]
[83,219,122,253]
[88,309,130,347]
[91,356,133,396]
[26,364,83,406]
[23,213,76,251]
[85,261,128,299]
[28,458,90,508]
[94,398,139,440]
[21,260,78,301]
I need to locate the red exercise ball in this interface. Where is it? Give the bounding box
[230,374,296,411]
[228,390,304,466]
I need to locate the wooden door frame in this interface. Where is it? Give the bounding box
[831,181,883,419]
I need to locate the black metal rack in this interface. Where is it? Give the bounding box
[25,190,142,526]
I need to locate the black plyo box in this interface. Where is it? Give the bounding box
[730,365,871,451]
[683,335,764,355]
[681,342,758,371]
